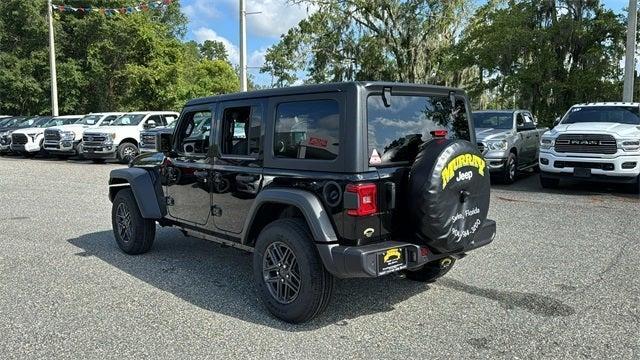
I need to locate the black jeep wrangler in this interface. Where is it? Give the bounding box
[108,82,496,323]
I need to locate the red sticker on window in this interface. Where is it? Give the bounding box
[309,137,328,148]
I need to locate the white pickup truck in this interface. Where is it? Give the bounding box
[539,102,640,191]
[81,111,178,163]
[11,115,82,157]
[43,112,123,158]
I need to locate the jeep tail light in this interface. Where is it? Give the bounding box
[345,183,377,216]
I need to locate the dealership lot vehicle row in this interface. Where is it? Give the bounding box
[0,157,638,359]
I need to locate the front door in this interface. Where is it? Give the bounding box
[212,100,265,234]
[165,107,214,225]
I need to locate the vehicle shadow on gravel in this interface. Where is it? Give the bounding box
[492,171,638,200]
[68,228,577,329]
[68,229,429,330]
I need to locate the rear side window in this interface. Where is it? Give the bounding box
[274,100,339,160]
[367,94,471,166]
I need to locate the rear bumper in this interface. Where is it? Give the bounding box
[317,219,496,278]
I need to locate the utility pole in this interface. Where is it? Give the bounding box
[47,0,59,116]
[239,0,247,92]
[623,0,638,102]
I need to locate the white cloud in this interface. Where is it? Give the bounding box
[193,27,240,65]
[184,0,221,21]
[222,0,314,38]
[248,48,267,68]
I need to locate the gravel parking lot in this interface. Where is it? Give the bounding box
[0,155,638,359]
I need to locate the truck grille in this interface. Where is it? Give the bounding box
[83,134,107,147]
[554,134,617,155]
[11,133,28,145]
[44,129,61,141]
[141,133,157,149]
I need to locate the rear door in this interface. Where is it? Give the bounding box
[366,89,473,241]
[212,99,265,234]
[165,106,215,225]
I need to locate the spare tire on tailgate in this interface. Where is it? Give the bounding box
[408,139,490,253]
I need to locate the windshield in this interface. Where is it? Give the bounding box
[367,94,471,166]
[31,117,53,127]
[39,117,79,128]
[78,115,102,126]
[473,112,513,129]
[562,106,640,125]
[111,114,145,126]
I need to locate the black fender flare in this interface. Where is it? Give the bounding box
[240,188,338,244]
[109,167,166,219]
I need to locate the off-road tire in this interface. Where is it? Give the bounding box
[405,257,456,283]
[91,159,106,164]
[253,219,333,323]
[111,188,155,255]
[540,174,560,189]
[500,152,517,184]
[117,142,138,164]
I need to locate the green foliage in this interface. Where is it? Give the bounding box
[0,0,239,115]
[199,40,229,62]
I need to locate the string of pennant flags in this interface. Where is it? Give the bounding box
[51,0,173,15]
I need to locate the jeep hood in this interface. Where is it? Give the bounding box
[476,128,513,141]
[551,122,640,137]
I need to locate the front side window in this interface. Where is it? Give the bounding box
[111,114,145,126]
[473,112,513,129]
[274,100,340,160]
[562,106,640,125]
[367,94,470,166]
[100,115,118,126]
[174,111,212,155]
[221,105,262,156]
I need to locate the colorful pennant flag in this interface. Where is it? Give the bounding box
[52,0,173,16]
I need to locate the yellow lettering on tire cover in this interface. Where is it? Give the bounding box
[441,153,486,189]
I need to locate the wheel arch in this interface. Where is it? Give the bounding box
[109,167,166,219]
[241,189,338,247]
[119,137,139,147]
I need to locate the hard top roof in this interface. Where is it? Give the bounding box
[186,81,465,107]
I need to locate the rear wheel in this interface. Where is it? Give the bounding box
[111,188,155,255]
[253,219,333,323]
[405,257,456,283]
[540,174,560,189]
[117,142,138,163]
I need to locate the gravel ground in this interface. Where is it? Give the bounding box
[0,154,638,359]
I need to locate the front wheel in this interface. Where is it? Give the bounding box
[253,219,333,323]
[111,188,155,254]
[117,142,139,164]
[405,257,456,283]
[500,152,517,184]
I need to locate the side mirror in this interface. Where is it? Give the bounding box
[553,117,561,127]
[145,120,157,129]
[158,132,173,153]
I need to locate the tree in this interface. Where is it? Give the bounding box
[261,0,472,86]
[454,0,626,124]
[199,40,229,62]
[0,0,239,115]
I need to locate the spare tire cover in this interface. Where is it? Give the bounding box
[408,139,490,253]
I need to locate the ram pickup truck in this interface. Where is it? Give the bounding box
[539,102,640,191]
[82,111,179,163]
[10,116,83,156]
[43,112,123,158]
[474,110,548,183]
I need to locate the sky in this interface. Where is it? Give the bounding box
[180,0,634,87]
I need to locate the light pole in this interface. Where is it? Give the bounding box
[623,0,638,102]
[47,0,59,116]
[239,0,247,92]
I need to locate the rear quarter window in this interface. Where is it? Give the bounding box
[274,99,340,160]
